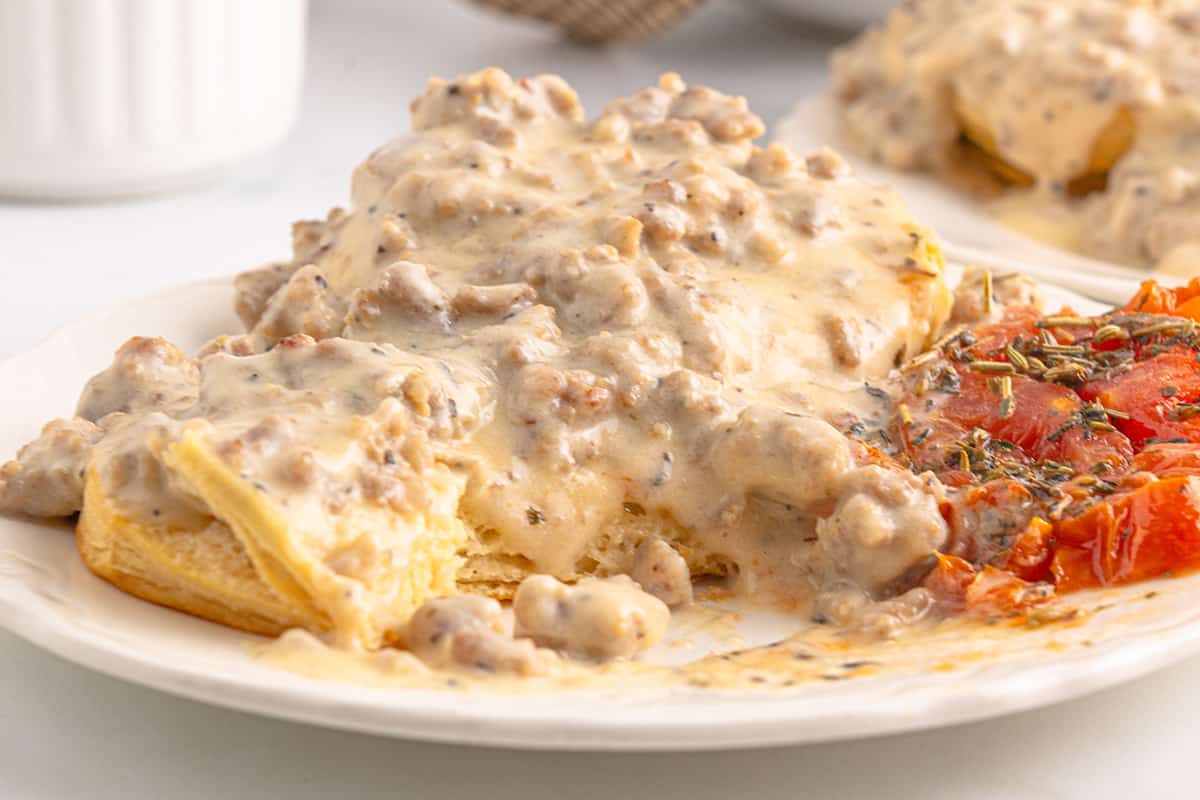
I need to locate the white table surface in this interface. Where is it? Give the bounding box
[1,2,1197,797]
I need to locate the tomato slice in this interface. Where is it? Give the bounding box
[1051,476,1200,591]
[922,554,1052,616]
[965,566,1053,616]
[1123,277,1200,320]
[1003,517,1055,583]
[965,307,1045,356]
[1131,443,1200,477]
[936,372,1132,470]
[899,415,974,480]
[923,553,976,608]
[941,480,1038,564]
[1081,350,1200,448]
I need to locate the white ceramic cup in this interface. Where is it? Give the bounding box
[0,0,308,199]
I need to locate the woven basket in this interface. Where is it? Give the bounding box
[472,0,706,43]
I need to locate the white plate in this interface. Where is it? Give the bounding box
[774,94,1154,305]
[5,278,1200,751]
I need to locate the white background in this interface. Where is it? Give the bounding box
[1,2,1197,797]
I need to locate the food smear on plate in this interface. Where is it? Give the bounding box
[832,0,1200,271]
[3,67,1200,691]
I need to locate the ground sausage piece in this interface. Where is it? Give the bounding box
[815,466,948,595]
[1091,160,1200,266]
[0,418,102,516]
[409,69,583,143]
[406,595,555,675]
[407,594,507,657]
[251,264,343,344]
[75,337,198,422]
[813,584,935,640]
[344,261,452,339]
[821,314,863,368]
[372,262,450,321]
[632,539,693,607]
[446,630,556,676]
[513,574,670,660]
[602,73,764,145]
[951,268,1044,324]
[710,407,854,512]
[233,262,299,329]
[451,283,536,318]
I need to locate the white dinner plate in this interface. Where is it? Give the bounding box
[774,94,1158,305]
[4,277,1200,751]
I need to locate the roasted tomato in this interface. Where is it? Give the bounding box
[922,553,975,607]
[1080,350,1200,448]
[1123,277,1200,321]
[943,372,1131,469]
[905,369,1132,477]
[941,480,1038,565]
[1131,443,1200,477]
[1051,476,1200,591]
[899,279,1200,605]
[965,307,1045,355]
[922,554,1052,617]
[1002,517,1055,583]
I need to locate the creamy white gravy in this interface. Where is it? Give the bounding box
[1,69,957,680]
[295,70,953,605]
